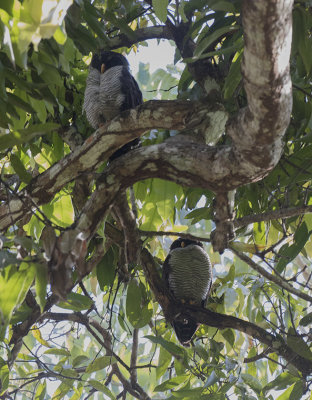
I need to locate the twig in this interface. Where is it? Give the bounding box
[130,329,139,386]
[230,246,312,303]
[234,205,312,229]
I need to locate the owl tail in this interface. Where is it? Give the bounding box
[172,316,200,346]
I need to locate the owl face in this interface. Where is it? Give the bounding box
[169,238,204,251]
[91,51,129,72]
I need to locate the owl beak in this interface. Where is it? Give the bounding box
[181,241,185,248]
[101,63,106,74]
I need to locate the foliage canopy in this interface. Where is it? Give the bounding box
[0,0,312,399]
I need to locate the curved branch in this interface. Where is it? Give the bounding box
[228,0,293,169]
[107,26,174,49]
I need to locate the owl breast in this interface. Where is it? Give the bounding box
[83,65,126,129]
[168,245,212,304]
[99,66,126,121]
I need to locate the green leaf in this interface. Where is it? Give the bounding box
[34,381,46,400]
[185,207,211,224]
[34,263,47,312]
[0,250,19,269]
[0,0,14,15]
[152,0,169,23]
[44,348,70,356]
[57,292,93,312]
[156,345,172,380]
[88,380,116,399]
[154,375,189,392]
[299,312,312,327]
[195,26,237,57]
[287,327,312,361]
[221,329,235,347]
[0,263,36,340]
[0,123,60,151]
[126,279,153,328]
[96,247,116,289]
[241,373,262,393]
[145,335,186,360]
[72,355,89,367]
[276,222,310,272]
[263,372,299,394]
[289,381,304,400]
[0,359,9,394]
[86,356,116,373]
[10,154,32,184]
[7,92,36,113]
[223,51,243,100]
[224,288,239,313]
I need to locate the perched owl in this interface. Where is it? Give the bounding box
[163,238,212,346]
[83,50,143,159]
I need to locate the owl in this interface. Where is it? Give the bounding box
[163,238,212,345]
[83,50,143,159]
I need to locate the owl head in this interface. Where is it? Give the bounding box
[91,51,129,72]
[170,238,204,251]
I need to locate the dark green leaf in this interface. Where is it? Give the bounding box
[276,222,310,272]
[57,292,93,312]
[44,348,70,356]
[287,327,312,361]
[88,380,116,399]
[152,0,169,23]
[10,154,32,184]
[126,279,153,328]
[7,92,35,113]
[96,247,116,289]
[86,356,116,373]
[241,373,262,393]
[34,263,48,312]
[145,335,186,360]
[0,0,13,15]
[223,51,242,99]
[299,312,312,327]
[263,372,299,394]
[0,263,36,340]
[154,375,189,392]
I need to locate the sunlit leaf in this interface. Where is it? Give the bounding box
[152,0,169,23]
[86,356,116,373]
[57,292,93,311]
[88,380,116,399]
[0,263,35,340]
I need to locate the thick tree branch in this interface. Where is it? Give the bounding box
[107,26,174,49]
[188,306,312,375]
[228,0,293,169]
[0,100,210,232]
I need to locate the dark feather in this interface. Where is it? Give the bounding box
[162,238,212,346]
[110,67,143,161]
[84,51,143,160]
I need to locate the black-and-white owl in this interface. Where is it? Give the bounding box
[83,50,143,159]
[163,238,212,346]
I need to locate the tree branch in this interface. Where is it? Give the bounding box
[234,205,312,229]
[230,247,312,303]
[107,26,174,49]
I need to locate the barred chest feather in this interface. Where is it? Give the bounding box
[168,245,212,304]
[83,66,126,129]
